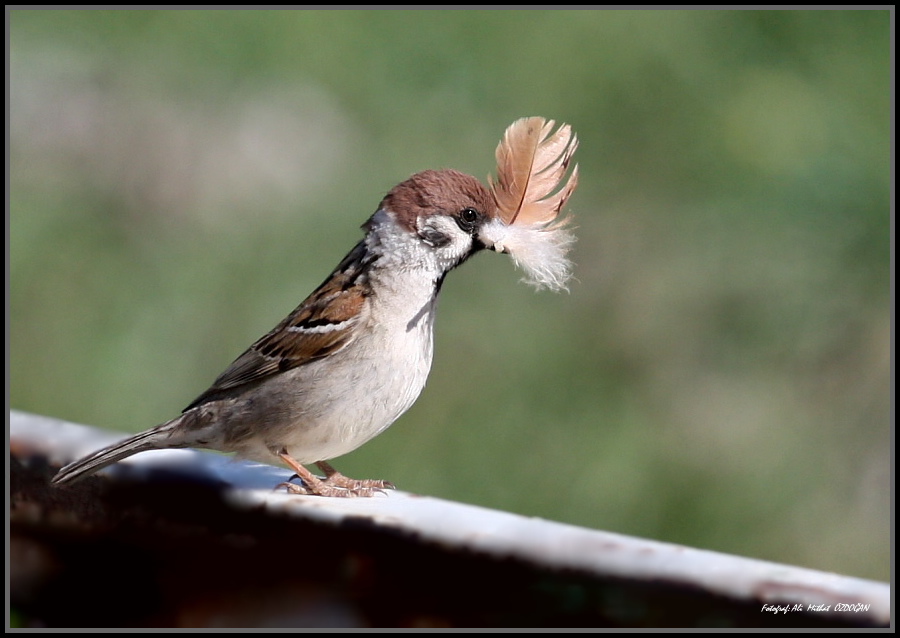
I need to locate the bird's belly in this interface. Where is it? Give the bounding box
[228,316,435,464]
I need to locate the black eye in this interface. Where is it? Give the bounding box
[458,207,479,229]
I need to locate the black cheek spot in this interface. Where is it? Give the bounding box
[419,227,451,248]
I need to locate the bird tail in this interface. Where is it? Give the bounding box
[51,417,184,485]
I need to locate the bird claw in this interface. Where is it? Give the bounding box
[276,475,394,498]
[322,473,394,492]
[275,452,394,497]
[275,480,310,495]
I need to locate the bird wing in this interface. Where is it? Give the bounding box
[184,241,371,411]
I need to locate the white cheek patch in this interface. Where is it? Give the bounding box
[480,218,575,291]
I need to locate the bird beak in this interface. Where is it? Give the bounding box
[477,218,509,253]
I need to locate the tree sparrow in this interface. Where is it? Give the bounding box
[51,117,579,497]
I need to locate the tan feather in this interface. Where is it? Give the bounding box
[489,117,579,226]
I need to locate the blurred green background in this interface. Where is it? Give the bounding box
[10,10,890,582]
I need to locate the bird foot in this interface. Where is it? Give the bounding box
[275,453,394,498]
[277,478,389,498]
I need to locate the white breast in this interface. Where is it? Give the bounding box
[268,225,443,463]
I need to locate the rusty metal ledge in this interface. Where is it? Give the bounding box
[9,409,891,628]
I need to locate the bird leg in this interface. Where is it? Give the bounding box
[276,450,393,497]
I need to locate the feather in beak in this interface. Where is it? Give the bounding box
[481,117,579,291]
